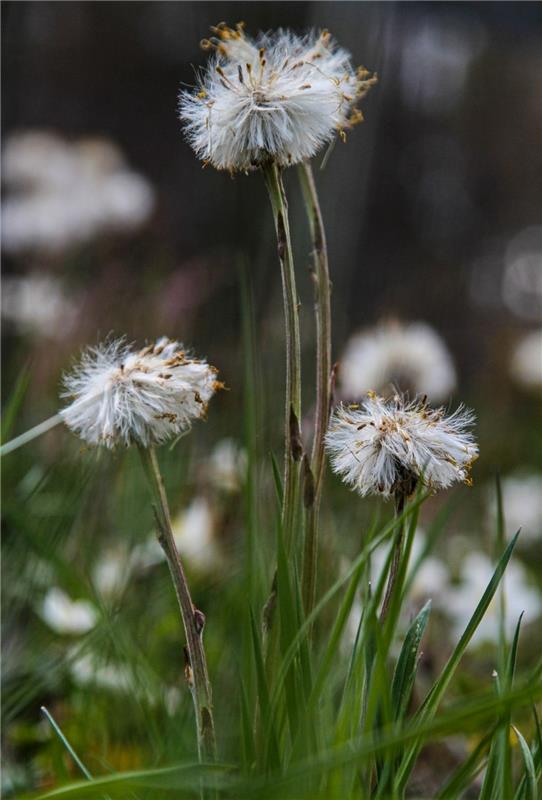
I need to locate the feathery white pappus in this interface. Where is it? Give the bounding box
[61,337,221,448]
[325,392,478,498]
[179,22,377,172]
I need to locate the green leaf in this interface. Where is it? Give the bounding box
[1,366,30,442]
[270,451,284,508]
[249,609,280,772]
[395,531,521,794]
[391,600,431,722]
[513,725,538,800]
[436,726,496,799]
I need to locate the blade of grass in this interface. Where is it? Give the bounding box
[436,726,496,799]
[391,600,432,722]
[41,706,93,781]
[1,365,30,442]
[513,725,538,800]
[394,531,521,794]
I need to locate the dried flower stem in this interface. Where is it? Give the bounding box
[138,445,216,762]
[298,160,332,618]
[262,161,302,547]
[379,491,406,624]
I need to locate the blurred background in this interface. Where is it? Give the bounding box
[2,2,541,795]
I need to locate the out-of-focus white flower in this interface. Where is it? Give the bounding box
[502,227,542,322]
[326,393,478,498]
[1,131,155,253]
[487,473,542,544]
[61,337,221,448]
[179,23,376,172]
[444,553,542,645]
[40,588,97,635]
[136,496,222,574]
[370,528,449,601]
[207,438,247,492]
[339,320,457,402]
[510,329,542,390]
[344,529,449,649]
[1,273,78,339]
[69,650,133,692]
[92,547,134,597]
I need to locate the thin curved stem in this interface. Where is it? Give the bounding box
[380,492,406,624]
[298,161,332,617]
[262,161,302,550]
[139,445,216,763]
[1,412,64,456]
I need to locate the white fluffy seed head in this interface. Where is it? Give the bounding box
[179,22,377,172]
[325,392,478,498]
[340,320,457,402]
[61,337,221,448]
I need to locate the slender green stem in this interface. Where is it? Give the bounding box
[1,412,64,456]
[380,492,406,624]
[262,162,302,543]
[298,161,332,617]
[138,445,216,763]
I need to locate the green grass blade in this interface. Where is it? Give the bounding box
[41,706,93,781]
[513,725,538,800]
[436,726,496,799]
[1,365,30,442]
[249,609,281,771]
[395,531,521,793]
[391,599,431,722]
[270,451,284,507]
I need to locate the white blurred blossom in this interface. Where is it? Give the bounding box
[61,337,221,448]
[371,528,449,601]
[179,23,376,171]
[510,329,542,390]
[345,529,449,648]
[92,547,135,597]
[69,650,134,692]
[2,273,78,339]
[2,131,155,253]
[340,320,457,402]
[503,227,542,322]
[137,496,222,575]
[444,553,542,645]
[400,18,486,115]
[207,438,247,492]
[39,588,97,635]
[487,473,542,544]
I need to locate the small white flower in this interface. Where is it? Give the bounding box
[40,588,97,635]
[61,337,222,448]
[93,547,135,597]
[340,320,457,402]
[325,392,478,497]
[487,472,542,544]
[207,437,247,492]
[69,650,133,692]
[443,552,542,645]
[179,23,376,172]
[1,131,155,253]
[510,329,542,391]
[135,496,222,574]
[1,273,78,339]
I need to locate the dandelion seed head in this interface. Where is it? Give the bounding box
[179,23,376,172]
[325,392,478,498]
[61,337,221,448]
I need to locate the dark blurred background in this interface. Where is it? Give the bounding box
[2,3,542,792]
[2,1,541,470]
